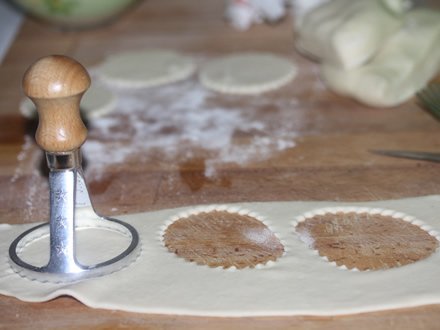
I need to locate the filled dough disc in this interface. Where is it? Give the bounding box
[199,53,297,94]
[97,49,195,88]
[19,83,116,119]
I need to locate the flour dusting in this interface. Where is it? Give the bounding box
[10,135,34,183]
[4,135,47,223]
[83,78,301,179]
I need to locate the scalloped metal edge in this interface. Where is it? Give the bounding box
[9,218,142,284]
[291,206,440,272]
[158,204,287,271]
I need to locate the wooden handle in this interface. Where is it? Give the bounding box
[23,55,91,153]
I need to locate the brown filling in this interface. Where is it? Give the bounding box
[295,212,439,271]
[163,210,285,269]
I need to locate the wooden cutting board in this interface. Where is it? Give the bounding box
[0,0,440,328]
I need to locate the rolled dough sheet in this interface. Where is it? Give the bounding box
[199,53,297,94]
[1,195,440,316]
[19,83,116,119]
[321,9,440,107]
[97,49,195,88]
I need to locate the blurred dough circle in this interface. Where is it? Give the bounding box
[199,53,297,94]
[97,49,195,88]
[20,83,116,119]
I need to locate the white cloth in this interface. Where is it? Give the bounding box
[225,0,286,30]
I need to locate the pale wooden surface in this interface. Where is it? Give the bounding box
[163,210,285,269]
[1,0,440,328]
[295,212,439,271]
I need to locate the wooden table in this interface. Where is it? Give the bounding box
[1,0,440,328]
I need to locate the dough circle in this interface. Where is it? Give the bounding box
[97,49,195,88]
[19,83,116,119]
[199,53,297,94]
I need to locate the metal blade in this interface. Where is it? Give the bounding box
[75,168,92,208]
[370,150,440,163]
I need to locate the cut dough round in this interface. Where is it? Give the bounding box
[199,53,297,94]
[97,49,195,88]
[19,83,116,119]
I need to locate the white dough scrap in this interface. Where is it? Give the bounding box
[199,53,297,94]
[296,0,404,69]
[289,0,330,28]
[97,49,195,88]
[382,0,413,15]
[321,9,440,107]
